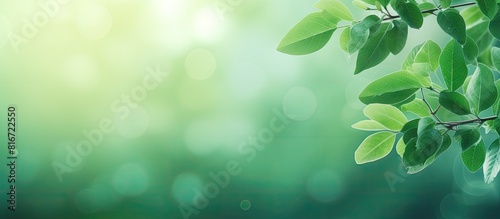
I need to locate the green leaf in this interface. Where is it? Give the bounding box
[476,0,498,19]
[314,0,354,21]
[491,47,500,70]
[355,23,391,74]
[461,140,486,172]
[404,129,442,166]
[417,117,436,136]
[468,21,495,55]
[353,0,369,10]
[378,0,390,7]
[419,3,436,17]
[489,6,500,40]
[484,139,500,183]
[355,131,397,164]
[363,104,408,131]
[492,80,500,115]
[439,91,471,115]
[463,36,479,64]
[414,41,442,71]
[461,6,484,26]
[363,15,382,36]
[352,120,390,131]
[386,20,408,55]
[462,76,472,94]
[440,0,451,8]
[277,12,337,55]
[437,9,467,45]
[455,129,481,151]
[358,70,425,104]
[465,63,498,114]
[401,98,432,117]
[440,39,468,91]
[396,2,424,29]
[396,137,406,158]
[348,23,370,54]
[407,133,452,174]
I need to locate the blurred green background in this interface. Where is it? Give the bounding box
[1,0,500,218]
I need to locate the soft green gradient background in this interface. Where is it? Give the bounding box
[1,0,499,218]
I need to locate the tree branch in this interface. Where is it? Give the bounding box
[382,2,477,21]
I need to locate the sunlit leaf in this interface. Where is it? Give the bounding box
[465,63,498,114]
[363,104,408,131]
[484,139,500,183]
[355,131,397,164]
[358,70,425,104]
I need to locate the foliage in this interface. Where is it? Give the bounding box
[278,0,500,183]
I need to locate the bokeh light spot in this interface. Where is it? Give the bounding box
[112,163,149,196]
[283,86,317,121]
[185,48,217,80]
[306,170,343,203]
[440,194,467,219]
[240,199,251,210]
[115,106,150,139]
[76,3,113,40]
[171,173,204,205]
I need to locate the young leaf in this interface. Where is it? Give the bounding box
[403,41,441,71]
[463,36,479,64]
[493,80,500,115]
[475,0,498,20]
[353,0,369,10]
[440,0,451,8]
[461,140,486,173]
[277,12,337,55]
[358,70,424,104]
[484,139,500,183]
[396,138,406,158]
[396,2,424,29]
[314,0,354,21]
[466,63,498,115]
[440,39,468,91]
[352,120,390,131]
[401,98,432,117]
[491,47,500,70]
[468,21,495,55]
[355,131,397,164]
[439,91,471,115]
[355,23,391,74]
[437,9,467,45]
[490,9,500,40]
[386,20,408,55]
[339,27,351,52]
[363,104,408,131]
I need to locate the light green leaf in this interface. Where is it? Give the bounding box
[315,0,354,21]
[437,9,467,45]
[396,137,406,158]
[352,120,390,131]
[439,91,471,115]
[492,80,500,115]
[277,12,337,55]
[354,23,391,74]
[492,47,500,70]
[461,6,484,26]
[396,2,424,29]
[386,20,408,55]
[414,41,442,71]
[463,76,472,94]
[465,63,498,114]
[440,39,468,91]
[355,131,397,164]
[476,0,498,19]
[353,0,369,10]
[468,21,495,55]
[363,104,408,131]
[462,140,486,173]
[491,9,500,40]
[358,70,424,104]
[484,139,500,183]
[401,98,432,117]
[348,23,370,54]
[463,36,479,64]
[440,0,451,8]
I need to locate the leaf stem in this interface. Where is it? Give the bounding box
[382,2,477,21]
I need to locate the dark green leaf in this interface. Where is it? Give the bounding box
[404,129,442,166]
[475,0,498,19]
[465,63,498,114]
[348,23,370,54]
[277,12,337,55]
[358,70,425,104]
[355,23,391,74]
[396,2,424,29]
[386,20,408,55]
[455,129,481,151]
[417,117,436,136]
[489,6,500,40]
[437,9,467,45]
[440,0,451,8]
[463,36,479,64]
[492,47,500,70]
[440,39,468,91]
[407,133,452,174]
[492,80,500,115]
[461,140,486,172]
[439,91,471,115]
